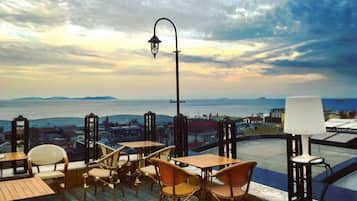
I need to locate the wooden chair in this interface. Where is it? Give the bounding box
[151,158,200,201]
[83,144,128,201]
[136,145,175,195]
[208,161,257,201]
[97,142,130,174]
[27,144,68,200]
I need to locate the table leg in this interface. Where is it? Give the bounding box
[134,148,144,194]
[138,148,144,169]
[198,168,211,201]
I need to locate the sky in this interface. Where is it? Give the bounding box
[0,0,356,99]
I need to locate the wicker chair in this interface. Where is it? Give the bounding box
[83,144,128,201]
[27,144,68,200]
[208,161,257,201]
[151,158,200,201]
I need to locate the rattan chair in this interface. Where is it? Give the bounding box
[208,161,257,201]
[151,158,200,201]
[83,144,128,201]
[27,144,68,200]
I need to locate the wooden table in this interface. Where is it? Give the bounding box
[0,176,55,201]
[173,154,241,200]
[118,141,164,168]
[0,152,27,177]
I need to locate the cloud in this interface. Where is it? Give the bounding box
[0,0,67,29]
[32,0,286,40]
[0,41,114,68]
[264,36,357,77]
[1,0,356,98]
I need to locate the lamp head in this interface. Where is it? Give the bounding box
[148,34,161,58]
[284,96,325,135]
[284,96,326,160]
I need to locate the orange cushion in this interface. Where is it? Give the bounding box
[162,183,197,196]
[209,185,245,199]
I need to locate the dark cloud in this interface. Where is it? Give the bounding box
[264,35,357,77]
[287,1,357,36]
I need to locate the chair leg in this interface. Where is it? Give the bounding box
[150,180,155,191]
[112,186,117,201]
[94,179,97,195]
[134,172,142,197]
[119,183,125,198]
[210,192,221,201]
[60,182,66,201]
[135,184,139,198]
[159,192,164,201]
[83,174,88,201]
[111,176,117,201]
[83,188,87,201]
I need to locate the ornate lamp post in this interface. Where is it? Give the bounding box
[149,18,187,157]
[148,17,180,116]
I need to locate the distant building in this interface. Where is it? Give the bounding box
[244,116,264,124]
[265,108,284,125]
[257,113,265,119]
[109,125,143,140]
[325,111,339,120]
[0,127,4,142]
[188,119,217,148]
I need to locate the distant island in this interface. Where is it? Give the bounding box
[12,96,117,101]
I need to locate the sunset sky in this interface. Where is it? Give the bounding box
[0,0,356,99]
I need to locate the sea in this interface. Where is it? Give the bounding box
[0,98,356,120]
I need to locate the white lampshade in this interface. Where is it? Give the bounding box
[284,96,325,135]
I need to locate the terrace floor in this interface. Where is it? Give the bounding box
[0,161,288,201]
[26,180,287,201]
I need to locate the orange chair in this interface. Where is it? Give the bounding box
[208,161,257,201]
[151,158,200,201]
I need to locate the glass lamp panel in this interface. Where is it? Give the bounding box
[151,42,159,58]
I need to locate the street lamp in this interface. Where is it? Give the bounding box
[148,17,181,116]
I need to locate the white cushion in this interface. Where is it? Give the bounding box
[89,168,117,178]
[140,165,156,176]
[38,171,65,180]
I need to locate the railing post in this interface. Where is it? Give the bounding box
[287,134,302,201]
[84,113,99,164]
[218,119,237,160]
[144,111,156,153]
[174,114,188,157]
[11,115,29,174]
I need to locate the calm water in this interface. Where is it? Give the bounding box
[0,98,356,120]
